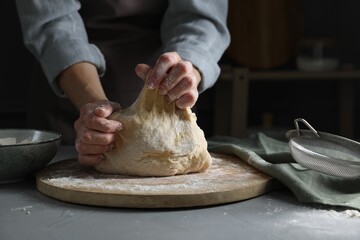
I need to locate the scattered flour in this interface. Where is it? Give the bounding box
[11,206,33,215]
[325,209,360,219]
[264,197,360,219]
[11,206,33,211]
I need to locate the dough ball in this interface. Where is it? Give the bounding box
[95,85,212,176]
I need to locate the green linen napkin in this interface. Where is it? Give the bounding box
[208,133,360,210]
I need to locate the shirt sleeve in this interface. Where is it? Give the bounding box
[15,0,106,96]
[161,0,230,92]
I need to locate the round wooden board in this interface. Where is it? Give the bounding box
[36,153,276,208]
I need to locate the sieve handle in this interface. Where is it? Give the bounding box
[294,118,320,137]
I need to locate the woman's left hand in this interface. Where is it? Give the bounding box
[135,52,201,109]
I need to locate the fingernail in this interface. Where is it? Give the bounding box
[99,154,106,160]
[158,86,166,95]
[164,78,172,88]
[116,123,123,131]
[94,106,104,116]
[95,104,105,112]
[146,78,156,89]
[108,144,115,151]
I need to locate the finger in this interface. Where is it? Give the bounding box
[82,114,123,133]
[146,52,181,89]
[78,153,105,166]
[77,143,114,155]
[94,101,121,118]
[75,138,115,154]
[135,63,152,82]
[175,90,198,109]
[77,127,118,145]
[79,102,123,133]
[160,60,193,95]
[165,75,194,102]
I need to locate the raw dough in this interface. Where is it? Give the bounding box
[95,85,212,176]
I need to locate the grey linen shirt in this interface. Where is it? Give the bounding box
[15,0,230,96]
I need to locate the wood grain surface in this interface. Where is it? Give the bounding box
[36,153,277,208]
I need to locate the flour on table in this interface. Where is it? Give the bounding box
[326,209,360,219]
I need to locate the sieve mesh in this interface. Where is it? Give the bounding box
[290,140,360,178]
[287,118,360,178]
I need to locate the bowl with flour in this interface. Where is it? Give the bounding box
[0,129,61,183]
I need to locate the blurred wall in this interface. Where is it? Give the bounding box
[0,0,34,128]
[2,0,360,138]
[299,0,360,67]
[236,0,360,138]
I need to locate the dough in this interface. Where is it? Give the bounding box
[95,85,212,176]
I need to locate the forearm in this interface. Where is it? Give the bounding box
[15,0,106,97]
[57,62,108,110]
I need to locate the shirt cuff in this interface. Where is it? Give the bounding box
[40,40,106,96]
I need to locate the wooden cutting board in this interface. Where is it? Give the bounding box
[36,153,277,208]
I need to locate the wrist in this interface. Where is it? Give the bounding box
[57,62,108,109]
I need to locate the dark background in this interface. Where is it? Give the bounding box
[244,0,360,140]
[2,0,360,140]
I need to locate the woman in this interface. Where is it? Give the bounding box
[15,0,230,166]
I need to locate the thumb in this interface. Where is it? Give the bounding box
[94,100,121,118]
[135,63,152,82]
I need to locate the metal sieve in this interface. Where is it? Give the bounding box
[286,118,360,178]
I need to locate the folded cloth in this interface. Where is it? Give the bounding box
[208,133,360,210]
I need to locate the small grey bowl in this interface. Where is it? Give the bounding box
[0,129,61,183]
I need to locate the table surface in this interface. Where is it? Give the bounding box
[1,146,359,240]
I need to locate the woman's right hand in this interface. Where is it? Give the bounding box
[74,100,123,166]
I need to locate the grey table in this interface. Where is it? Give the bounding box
[1,146,359,240]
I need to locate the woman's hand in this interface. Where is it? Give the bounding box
[135,52,202,109]
[57,62,123,166]
[74,100,122,166]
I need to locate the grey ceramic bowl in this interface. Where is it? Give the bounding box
[0,129,61,183]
